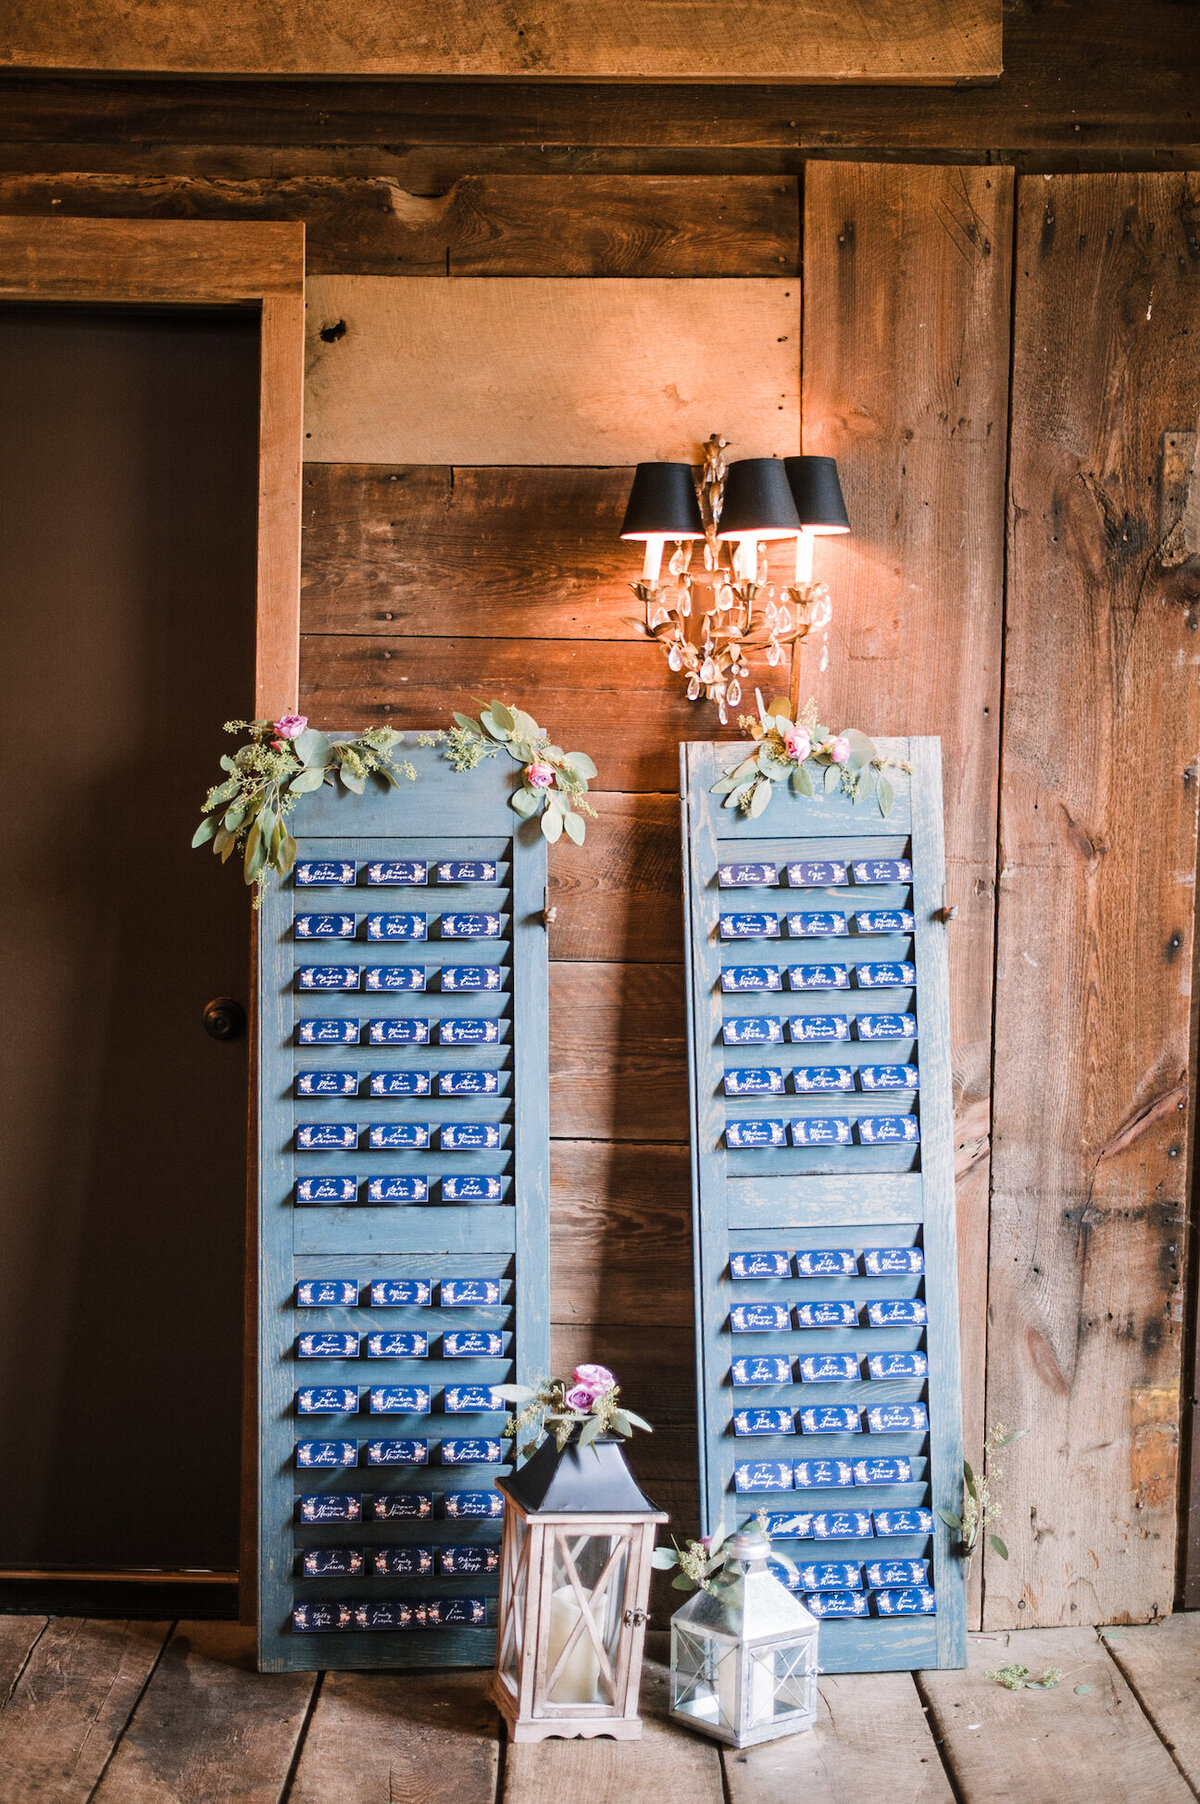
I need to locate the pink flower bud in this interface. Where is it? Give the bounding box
[830,734,851,765]
[274,713,308,741]
[783,725,811,763]
[564,1385,595,1412]
[525,760,555,789]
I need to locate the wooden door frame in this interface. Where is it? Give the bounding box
[0,215,304,716]
[0,217,304,1618]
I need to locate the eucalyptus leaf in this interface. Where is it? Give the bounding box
[824,764,841,794]
[510,708,540,743]
[563,750,598,780]
[651,1549,680,1570]
[936,1507,963,1532]
[563,809,586,846]
[243,822,263,881]
[623,1411,652,1433]
[289,766,326,794]
[510,786,540,820]
[453,712,481,733]
[294,727,332,769]
[223,803,247,832]
[339,764,366,795]
[206,777,240,809]
[541,806,564,844]
[995,1428,1028,1449]
[988,1533,1010,1560]
[492,1384,537,1403]
[486,700,516,736]
[748,777,773,818]
[964,1461,979,1498]
[191,816,218,848]
[577,1415,602,1447]
[671,1574,694,1590]
[876,774,895,818]
[722,783,755,811]
[279,833,297,878]
[610,1408,632,1435]
[765,695,792,721]
[791,764,815,798]
[841,727,876,773]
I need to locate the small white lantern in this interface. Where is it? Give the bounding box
[490,1431,668,1742]
[668,1525,819,1747]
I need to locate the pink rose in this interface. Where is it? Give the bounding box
[572,1363,616,1399]
[829,734,851,765]
[274,713,308,741]
[525,760,555,789]
[564,1385,596,1412]
[783,725,811,763]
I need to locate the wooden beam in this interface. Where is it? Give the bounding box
[0,0,1001,83]
[550,963,688,1143]
[0,174,800,276]
[0,1620,170,1804]
[302,276,800,466]
[289,1670,499,1804]
[551,1141,693,1326]
[986,172,1200,1631]
[800,163,1013,1612]
[90,1623,314,1802]
[723,1670,954,1802]
[0,212,302,300]
[299,636,745,792]
[919,1628,1194,1803]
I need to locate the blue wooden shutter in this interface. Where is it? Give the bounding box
[680,738,965,1672]
[255,744,550,1671]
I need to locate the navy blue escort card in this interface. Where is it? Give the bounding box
[302,1547,364,1578]
[437,859,498,883]
[370,1279,432,1307]
[369,1123,431,1151]
[866,1299,928,1327]
[295,914,357,939]
[875,1587,936,1616]
[442,1438,504,1465]
[371,1070,432,1096]
[855,961,916,988]
[369,1386,432,1414]
[368,1175,430,1203]
[806,1591,870,1618]
[367,913,427,941]
[367,1331,429,1358]
[718,861,779,887]
[788,964,850,990]
[369,1018,430,1045]
[795,1300,858,1329]
[864,1246,925,1275]
[734,1461,794,1493]
[299,1018,360,1045]
[439,1070,500,1096]
[799,1353,860,1383]
[296,1440,358,1468]
[295,860,357,887]
[297,1332,359,1359]
[851,858,912,884]
[798,1561,861,1589]
[795,1249,857,1277]
[853,1457,913,1485]
[444,1491,505,1519]
[299,1493,362,1523]
[730,1251,790,1280]
[867,1559,929,1588]
[296,1279,358,1307]
[874,1509,935,1537]
[372,1493,434,1519]
[859,1065,919,1090]
[723,1016,784,1045]
[297,1071,360,1097]
[366,1438,428,1465]
[440,913,503,939]
[867,1352,929,1381]
[439,1019,500,1046]
[731,1356,792,1386]
[799,1406,861,1435]
[365,966,426,991]
[372,1547,433,1576]
[720,912,781,940]
[790,1118,852,1146]
[786,912,848,938]
[858,1116,920,1145]
[724,1068,785,1097]
[296,1175,358,1205]
[855,1013,917,1040]
[440,1123,502,1150]
[444,1385,504,1413]
[443,1330,504,1358]
[726,1120,787,1150]
[855,910,916,934]
[793,1066,854,1092]
[367,859,428,885]
[440,1545,500,1576]
[867,1404,929,1434]
[721,966,783,992]
[730,1302,790,1333]
[811,1511,873,1540]
[762,1510,814,1538]
[442,1176,503,1202]
[733,1408,795,1436]
[442,1279,502,1307]
[789,1015,850,1041]
[297,1387,359,1414]
[299,965,361,991]
[441,965,503,992]
[787,860,848,887]
[298,1123,358,1151]
[794,1460,855,1489]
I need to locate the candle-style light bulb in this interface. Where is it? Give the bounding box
[794,530,815,587]
[642,537,666,584]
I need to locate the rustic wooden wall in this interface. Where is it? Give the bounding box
[3,9,1199,1629]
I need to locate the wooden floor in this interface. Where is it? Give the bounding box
[0,1615,1198,1803]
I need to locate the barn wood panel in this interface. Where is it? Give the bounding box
[985,171,1200,1629]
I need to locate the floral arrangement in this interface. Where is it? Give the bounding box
[423,701,597,845]
[938,1422,1026,1562]
[711,691,908,821]
[652,1516,796,1593]
[495,1365,651,1461]
[192,714,416,899]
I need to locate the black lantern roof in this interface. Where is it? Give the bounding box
[499,1433,663,1515]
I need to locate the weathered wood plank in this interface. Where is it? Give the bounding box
[551,1140,692,1326]
[301,464,638,640]
[801,163,1013,1573]
[0,1618,44,1703]
[299,635,742,792]
[0,213,303,301]
[919,1628,1193,1804]
[1,5,1194,154]
[0,174,798,276]
[723,1671,953,1803]
[550,963,688,1144]
[0,1619,170,1804]
[0,0,1001,82]
[1099,1617,1200,1793]
[548,794,682,964]
[985,172,1200,1631]
[91,1622,314,1803]
[289,1670,499,1804]
[504,1654,724,1802]
[303,276,799,465]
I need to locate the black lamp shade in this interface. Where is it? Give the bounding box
[783,455,851,534]
[620,462,704,541]
[715,457,801,541]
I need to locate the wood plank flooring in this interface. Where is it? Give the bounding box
[0,1615,1196,1804]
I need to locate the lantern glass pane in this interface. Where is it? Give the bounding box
[768,1637,819,1723]
[670,1624,739,1735]
[546,1530,628,1707]
[498,1514,528,1692]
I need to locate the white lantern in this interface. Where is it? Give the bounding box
[490,1430,667,1742]
[668,1525,819,1747]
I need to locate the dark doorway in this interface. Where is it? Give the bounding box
[0,304,259,1578]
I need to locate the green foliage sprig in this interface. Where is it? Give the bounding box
[938,1422,1027,1562]
[494,1366,651,1462]
[711,691,909,821]
[986,1664,1062,1692]
[651,1515,797,1594]
[192,716,416,901]
[421,699,597,844]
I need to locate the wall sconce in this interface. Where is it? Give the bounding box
[622,437,849,723]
